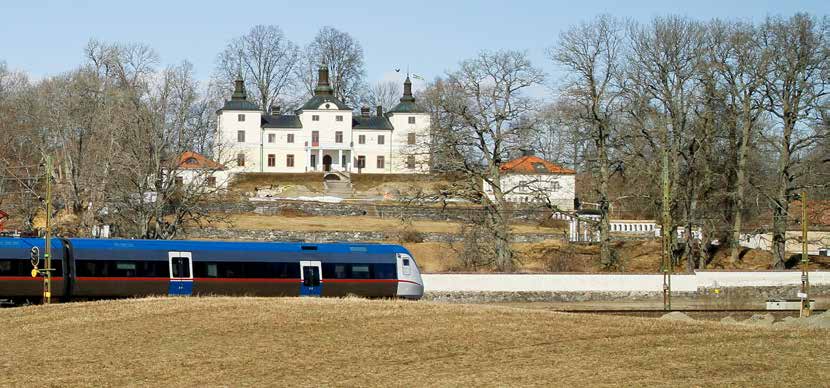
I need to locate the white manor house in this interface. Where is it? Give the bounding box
[217,66,430,175]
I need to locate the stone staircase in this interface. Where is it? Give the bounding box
[323,171,354,197]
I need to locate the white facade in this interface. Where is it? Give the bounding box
[217,69,430,175]
[483,155,576,211]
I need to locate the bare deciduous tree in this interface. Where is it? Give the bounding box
[298,26,366,107]
[216,25,300,111]
[759,14,830,269]
[430,50,544,271]
[551,14,625,268]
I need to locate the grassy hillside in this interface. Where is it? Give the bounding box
[1,297,827,386]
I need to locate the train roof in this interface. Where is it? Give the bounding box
[65,238,410,255]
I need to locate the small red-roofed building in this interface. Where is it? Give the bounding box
[483,152,577,210]
[172,151,229,190]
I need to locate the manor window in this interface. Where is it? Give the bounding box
[237,130,245,143]
[407,132,416,145]
[268,134,276,143]
[267,154,276,167]
[237,153,245,167]
[406,155,416,169]
[286,154,294,167]
[357,155,366,169]
[377,135,385,145]
[336,115,343,122]
[335,131,343,143]
[238,114,245,122]
[312,115,320,121]
[377,156,385,169]
[408,116,415,124]
[358,135,366,144]
[287,133,294,143]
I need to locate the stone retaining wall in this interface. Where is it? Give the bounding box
[424,285,830,305]
[185,227,558,243]
[205,199,551,222]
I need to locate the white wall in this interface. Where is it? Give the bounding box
[484,173,576,210]
[218,110,263,172]
[218,103,431,175]
[421,271,830,292]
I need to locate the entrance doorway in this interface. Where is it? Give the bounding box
[323,154,332,172]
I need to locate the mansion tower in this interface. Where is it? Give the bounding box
[217,66,431,175]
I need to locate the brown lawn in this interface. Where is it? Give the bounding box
[0,297,827,387]
[219,214,564,235]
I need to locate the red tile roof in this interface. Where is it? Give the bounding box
[499,155,575,175]
[177,151,226,171]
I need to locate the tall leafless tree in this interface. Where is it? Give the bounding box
[430,50,544,271]
[297,26,367,107]
[551,14,625,268]
[759,14,829,269]
[215,25,300,112]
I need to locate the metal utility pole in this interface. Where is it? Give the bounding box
[800,191,811,318]
[43,155,53,304]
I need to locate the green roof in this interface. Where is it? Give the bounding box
[297,95,351,112]
[387,100,424,114]
[221,99,260,111]
[352,116,393,130]
[219,79,260,111]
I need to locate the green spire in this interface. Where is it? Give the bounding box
[314,64,334,96]
[231,77,247,100]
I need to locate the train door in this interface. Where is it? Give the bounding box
[299,260,322,297]
[168,252,193,296]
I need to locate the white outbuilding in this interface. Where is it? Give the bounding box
[484,153,576,211]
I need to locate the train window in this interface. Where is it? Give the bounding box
[193,261,300,279]
[171,257,190,278]
[207,264,218,277]
[374,263,397,279]
[403,259,410,266]
[0,260,12,274]
[303,266,320,287]
[351,265,370,279]
[349,246,367,252]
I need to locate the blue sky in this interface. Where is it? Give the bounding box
[1,0,827,94]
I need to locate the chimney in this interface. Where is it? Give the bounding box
[376,105,383,117]
[270,105,280,115]
[361,107,370,117]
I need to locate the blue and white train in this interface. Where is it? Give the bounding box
[0,238,424,304]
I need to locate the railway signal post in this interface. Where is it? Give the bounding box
[42,156,54,304]
[799,192,811,318]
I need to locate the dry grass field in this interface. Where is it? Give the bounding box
[221,214,564,235]
[1,297,827,387]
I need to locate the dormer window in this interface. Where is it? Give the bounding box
[238,114,245,122]
[312,115,320,121]
[185,157,198,165]
[532,162,549,173]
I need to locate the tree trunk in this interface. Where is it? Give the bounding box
[597,125,613,268]
[730,112,752,264]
